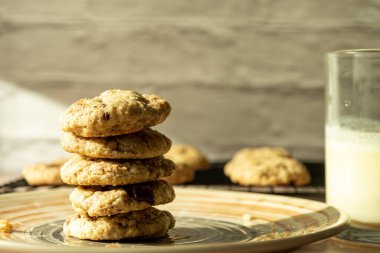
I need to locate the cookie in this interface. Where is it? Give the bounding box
[22,158,68,186]
[163,163,195,185]
[165,145,210,170]
[61,128,171,159]
[231,147,290,161]
[224,147,310,186]
[61,90,171,137]
[64,207,175,240]
[70,180,175,217]
[224,147,291,176]
[61,155,175,186]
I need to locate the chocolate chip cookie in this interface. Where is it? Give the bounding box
[61,90,171,137]
[61,128,171,159]
[61,155,175,186]
[70,180,175,217]
[64,207,175,240]
[165,145,210,170]
[22,158,68,186]
[224,147,310,186]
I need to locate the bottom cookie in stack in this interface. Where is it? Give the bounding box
[64,207,175,240]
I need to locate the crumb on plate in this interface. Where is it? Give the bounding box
[0,220,13,233]
[105,243,121,248]
[242,213,253,222]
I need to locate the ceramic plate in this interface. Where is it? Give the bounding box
[0,187,349,253]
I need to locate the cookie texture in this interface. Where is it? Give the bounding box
[61,155,175,186]
[23,158,68,186]
[224,147,310,186]
[61,90,171,137]
[165,145,210,170]
[70,180,175,217]
[61,128,171,159]
[163,163,195,185]
[64,207,175,240]
[231,147,290,161]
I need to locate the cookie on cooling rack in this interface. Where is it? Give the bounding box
[22,158,68,186]
[224,147,310,186]
[162,163,195,185]
[165,145,210,170]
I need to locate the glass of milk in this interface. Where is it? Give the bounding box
[326,49,380,229]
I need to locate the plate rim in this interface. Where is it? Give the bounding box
[0,187,350,253]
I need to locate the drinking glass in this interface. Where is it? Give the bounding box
[326,49,380,229]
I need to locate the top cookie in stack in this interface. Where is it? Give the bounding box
[61,89,171,137]
[59,90,176,241]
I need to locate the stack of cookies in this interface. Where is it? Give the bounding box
[59,90,176,241]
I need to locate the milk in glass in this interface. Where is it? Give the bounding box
[326,118,380,226]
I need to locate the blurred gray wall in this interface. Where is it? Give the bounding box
[1,0,380,172]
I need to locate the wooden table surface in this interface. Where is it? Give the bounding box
[0,174,379,253]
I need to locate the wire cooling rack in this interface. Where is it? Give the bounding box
[0,162,325,199]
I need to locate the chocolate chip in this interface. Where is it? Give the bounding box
[126,186,155,205]
[103,112,110,120]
